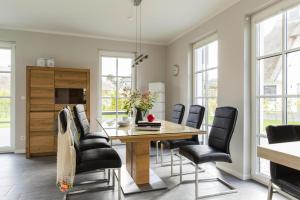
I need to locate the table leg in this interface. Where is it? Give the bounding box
[117,141,167,195]
[126,141,150,185]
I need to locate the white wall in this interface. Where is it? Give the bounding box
[165,0,280,179]
[0,29,166,152]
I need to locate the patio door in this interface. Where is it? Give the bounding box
[251,0,300,183]
[0,43,15,152]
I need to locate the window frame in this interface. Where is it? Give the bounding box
[98,51,135,122]
[192,34,218,143]
[251,0,300,184]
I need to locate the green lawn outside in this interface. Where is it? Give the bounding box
[260,119,300,133]
[0,123,9,128]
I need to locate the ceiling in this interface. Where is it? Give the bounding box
[0,0,240,45]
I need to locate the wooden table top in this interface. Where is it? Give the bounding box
[96,119,206,142]
[257,141,300,171]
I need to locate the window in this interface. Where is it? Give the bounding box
[252,2,300,180]
[99,52,134,122]
[0,43,14,151]
[264,85,276,96]
[193,35,218,140]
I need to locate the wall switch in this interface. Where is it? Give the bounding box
[20,96,26,100]
[20,136,25,141]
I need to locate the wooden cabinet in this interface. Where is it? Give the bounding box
[30,69,54,111]
[26,66,90,158]
[55,70,87,88]
[29,112,55,153]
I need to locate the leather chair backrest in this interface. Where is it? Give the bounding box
[266,125,300,144]
[208,107,238,154]
[59,108,82,164]
[73,104,90,138]
[266,125,300,179]
[171,104,185,124]
[186,105,205,142]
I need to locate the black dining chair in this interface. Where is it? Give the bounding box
[59,108,122,200]
[155,104,185,163]
[266,125,300,200]
[65,105,111,151]
[171,104,186,124]
[73,104,110,142]
[161,105,205,176]
[179,106,238,199]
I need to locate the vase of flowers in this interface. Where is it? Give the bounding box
[122,88,157,124]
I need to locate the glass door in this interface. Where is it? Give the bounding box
[0,45,14,151]
[99,52,134,122]
[251,2,300,182]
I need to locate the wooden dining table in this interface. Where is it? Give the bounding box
[257,141,300,171]
[96,119,206,194]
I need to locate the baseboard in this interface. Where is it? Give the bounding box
[14,149,26,154]
[217,165,251,180]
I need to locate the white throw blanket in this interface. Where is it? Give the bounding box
[56,108,76,192]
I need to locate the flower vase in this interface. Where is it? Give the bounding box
[135,108,143,124]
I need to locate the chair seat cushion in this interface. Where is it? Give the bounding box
[179,145,232,164]
[79,138,110,151]
[162,139,198,149]
[76,148,122,174]
[83,131,109,141]
[272,174,300,199]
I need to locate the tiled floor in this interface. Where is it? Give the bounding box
[0,146,286,200]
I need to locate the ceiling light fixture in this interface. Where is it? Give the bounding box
[132,0,148,68]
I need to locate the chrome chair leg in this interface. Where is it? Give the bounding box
[161,143,164,164]
[180,164,237,199]
[180,154,183,183]
[118,169,121,200]
[195,165,198,200]
[156,141,159,163]
[267,182,298,200]
[112,169,115,189]
[267,181,273,200]
[63,193,68,200]
[108,169,111,185]
[171,149,174,176]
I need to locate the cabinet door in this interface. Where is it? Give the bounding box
[55,71,87,88]
[29,112,56,153]
[30,69,54,111]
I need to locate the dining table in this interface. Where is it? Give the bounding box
[96,118,206,194]
[257,141,300,171]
